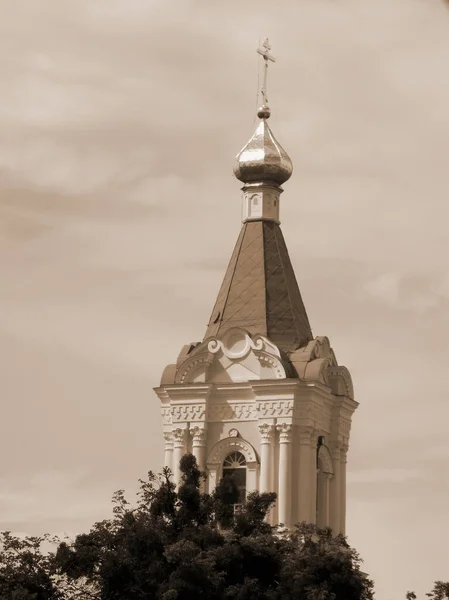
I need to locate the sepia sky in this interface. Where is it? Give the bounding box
[1,0,449,598]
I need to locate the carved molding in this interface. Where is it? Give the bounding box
[189,426,206,446]
[176,353,214,384]
[257,400,293,418]
[253,351,286,379]
[161,407,172,425]
[171,404,205,423]
[258,423,275,443]
[327,366,354,400]
[208,403,257,422]
[207,436,258,466]
[304,358,332,385]
[340,443,349,457]
[277,423,293,443]
[172,428,186,448]
[163,432,173,447]
[208,329,280,359]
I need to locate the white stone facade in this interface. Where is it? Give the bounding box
[154,327,357,534]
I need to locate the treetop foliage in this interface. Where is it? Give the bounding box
[0,453,407,600]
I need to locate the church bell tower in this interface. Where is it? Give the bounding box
[154,40,358,534]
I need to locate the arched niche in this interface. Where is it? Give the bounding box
[316,442,333,528]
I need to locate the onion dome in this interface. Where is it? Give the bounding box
[233,106,293,187]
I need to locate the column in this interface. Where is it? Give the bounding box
[317,472,332,527]
[309,432,318,524]
[298,429,312,523]
[172,428,186,488]
[277,423,292,528]
[163,432,173,471]
[329,445,341,534]
[324,473,331,527]
[190,426,207,491]
[258,424,275,493]
[340,445,348,535]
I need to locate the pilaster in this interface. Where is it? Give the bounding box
[309,430,318,524]
[340,444,348,535]
[297,428,313,523]
[329,444,341,534]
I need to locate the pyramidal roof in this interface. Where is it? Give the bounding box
[204,220,313,354]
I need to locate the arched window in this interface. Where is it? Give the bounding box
[222,451,247,507]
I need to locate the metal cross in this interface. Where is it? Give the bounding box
[257,38,276,106]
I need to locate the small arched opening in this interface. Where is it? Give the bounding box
[222,451,247,513]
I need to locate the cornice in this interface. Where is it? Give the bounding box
[153,387,170,401]
[159,384,213,402]
[301,380,333,398]
[213,383,255,402]
[250,378,300,396]
[341,395,359,413]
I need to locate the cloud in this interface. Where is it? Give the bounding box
[347,468,423,485]
[362,271,449,312]
[0,470,109,529]
[1,3,449,600]
[364,273,400,306]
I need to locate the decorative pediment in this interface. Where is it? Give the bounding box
[175,351,215,384]
[327,366,354,400]
[291,337,335,364]
[289,336,348,392]
[175,328,288,384]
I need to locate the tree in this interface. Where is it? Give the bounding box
[1,454,374,600]
[0,531,60,600]
[277,523,373,600]
[406,583,449,600]
[53,454,373,600]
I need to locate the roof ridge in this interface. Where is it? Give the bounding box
[272,223,302,347]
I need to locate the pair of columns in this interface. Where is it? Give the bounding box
[259,424,318,528]
[259,424,347,532]
[163,426,206,487]
[258,423,292,527]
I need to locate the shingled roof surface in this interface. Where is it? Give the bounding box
[204,220,313,354]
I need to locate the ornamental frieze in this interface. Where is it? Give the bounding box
[161,407,172,425]
[208,403,257,422]
[256,400,293,418]
[171,404,206,423]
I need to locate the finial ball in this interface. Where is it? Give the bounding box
[257,105,271,119]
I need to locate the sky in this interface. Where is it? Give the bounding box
[1,0,449,598]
